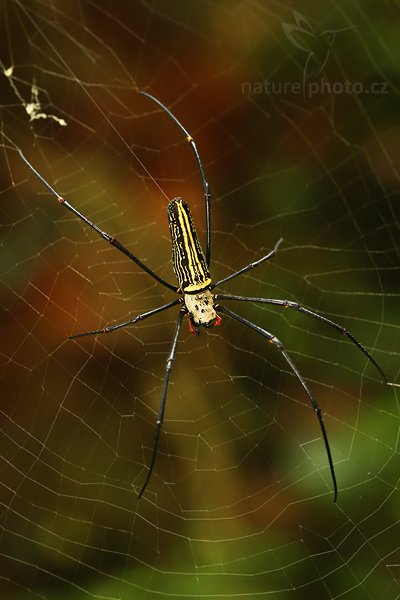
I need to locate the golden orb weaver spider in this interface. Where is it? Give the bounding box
[18,90,387,501]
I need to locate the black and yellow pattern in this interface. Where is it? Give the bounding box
[168,197,211,293]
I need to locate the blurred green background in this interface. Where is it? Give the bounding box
[0,1,399,598]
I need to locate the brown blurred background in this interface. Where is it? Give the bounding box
[0,1,399,598]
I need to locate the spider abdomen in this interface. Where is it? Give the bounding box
[168,197,211,293]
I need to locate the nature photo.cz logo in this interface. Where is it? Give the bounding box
[242,11,389,99]
[282,11,353,88]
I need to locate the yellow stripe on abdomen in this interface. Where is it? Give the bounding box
[168,197,211,293]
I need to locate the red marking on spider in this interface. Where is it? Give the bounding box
[188,313,221,335]
[214,314,222,327]
[188,318,198,336]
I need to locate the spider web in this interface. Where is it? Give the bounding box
[1,1,399,598]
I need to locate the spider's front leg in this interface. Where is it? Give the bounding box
[137,310,185,499]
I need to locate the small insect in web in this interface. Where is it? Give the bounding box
[18,90,387,502]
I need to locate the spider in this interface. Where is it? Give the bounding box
[18,90,387,502]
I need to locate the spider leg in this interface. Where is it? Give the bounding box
[137,309,184,499]
[212,238,283,289]
[18,149,176,292]
[139,91,212,268]
[217,304,338,502]
[69,299,180,340]
[215,294,387,383]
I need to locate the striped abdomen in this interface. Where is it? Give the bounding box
[168,197,211,293]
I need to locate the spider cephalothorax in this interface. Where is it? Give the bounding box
[184,289,221,334]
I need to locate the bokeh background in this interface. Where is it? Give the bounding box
[0,1,399,598]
